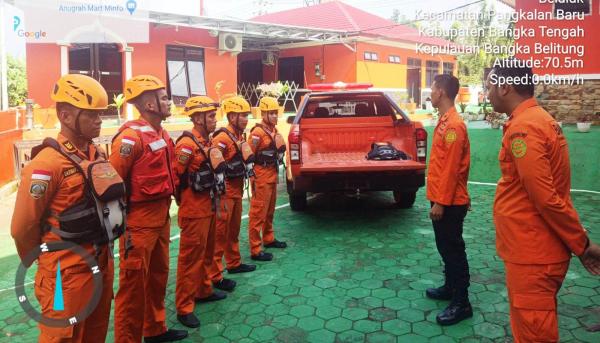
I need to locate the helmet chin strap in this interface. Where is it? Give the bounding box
[65,109,92,142]
[146,92,170,119]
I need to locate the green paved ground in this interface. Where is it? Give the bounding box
[1,180,599,342]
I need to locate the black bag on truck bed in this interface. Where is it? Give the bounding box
[366,142,408,161]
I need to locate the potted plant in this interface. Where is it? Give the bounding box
[109,93,125,125]
[459,102,467,114]
[577,114,592,133]
[486,111,508,129]
[431,109,439,126]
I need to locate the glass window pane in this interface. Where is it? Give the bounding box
[188,61,207,95]
[167,61,188,97]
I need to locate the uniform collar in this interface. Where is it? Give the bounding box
[57,133,96,160]
[226,124,243,139]
[510,97,538,119]
[439,106,459,123]
[192,127,208,145]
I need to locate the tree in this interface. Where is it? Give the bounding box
[7,55,27,107]
[454,1,514,85]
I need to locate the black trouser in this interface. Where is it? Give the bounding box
[431,203,470,302]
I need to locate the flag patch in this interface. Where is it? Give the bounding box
[121,137,136,146]
[32,169,51,181]
[181,146,193,155]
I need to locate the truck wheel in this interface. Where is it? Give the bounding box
[393,191,416,209]
[289,191,307,211]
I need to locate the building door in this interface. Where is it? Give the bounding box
[69,43,123,116]
[406,58,421,105]
[238,59,263,106]
[278,57,304,87]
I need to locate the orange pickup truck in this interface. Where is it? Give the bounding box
[285,83,428,211]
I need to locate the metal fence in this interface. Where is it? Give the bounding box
[237,81,307,112]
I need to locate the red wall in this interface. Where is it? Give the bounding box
[255,44,357,85]
[26,44,62,108]
[516,0,599,75]
[131,25,238,100]
[25,25,238,108]
[0,111,24,185]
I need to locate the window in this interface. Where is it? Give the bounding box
[426,61,440,87]
[364,52,378,61]
[443,62,454,75]
[388,55,401,64]
[166,46,207,105]
[407,58,421,69]
[554,0,590,15]
[302,94,397,118]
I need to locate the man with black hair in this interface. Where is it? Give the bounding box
[488,61,600,342]
[426,74,473,325]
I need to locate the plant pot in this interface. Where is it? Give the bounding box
[577,122,592,133]
[431,118,438,127]
[477,114,485,121]
[491,122,501,129]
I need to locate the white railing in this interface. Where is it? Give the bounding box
[238,81,303,112]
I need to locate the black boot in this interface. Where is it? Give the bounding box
[196,290,227,303]
[144,329,188,342]
[426,285,452,301]
[251,251,273,261]
[177,313,200,328]
[436,291,473,326]
[264,239,287,249]
[228,263,256,274]
[213,278,237,292]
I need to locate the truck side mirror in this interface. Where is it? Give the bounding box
[286,116,296,124]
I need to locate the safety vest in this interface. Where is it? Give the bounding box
[214,127,255,179]
[116,120,177,202]
[251,124,286,168]
[176,131,226,194]
[31,138,126,247]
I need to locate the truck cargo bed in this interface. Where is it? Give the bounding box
[301,152,426,172]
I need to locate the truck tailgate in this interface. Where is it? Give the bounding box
[301,152,426,172]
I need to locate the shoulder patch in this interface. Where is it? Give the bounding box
[445,129,457,144]
[178,154,190,165]
[119,144,133,157]
[511,138,527,158]
[180,145,193,155]
[218,142,227,149]
[29,179,48,199]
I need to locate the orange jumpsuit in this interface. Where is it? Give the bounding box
[493,98,590,343]
[110,120,175,342]
[426,106,470,206]
[208,125,245,282]
[426,107,471,297]
[247,124,280,256]
[11,134,113,343]
[174,128,216,315]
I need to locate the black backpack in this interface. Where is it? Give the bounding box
[366,142,408,161]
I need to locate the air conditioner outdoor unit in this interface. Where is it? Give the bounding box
[219,33,243,54]
[262,51,276,66]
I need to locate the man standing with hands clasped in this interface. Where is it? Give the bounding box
[487,63,600,342]
[425,74,473,326]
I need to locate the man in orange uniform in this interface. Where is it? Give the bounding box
[488,63,600,342]
[209,96,256,292]
[425,74,473,325]
[11,74,116,342]
[247,96,287,261]
[174,96,227,328]
[111,75,187,343]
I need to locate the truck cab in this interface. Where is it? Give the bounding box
[285,82,428,211]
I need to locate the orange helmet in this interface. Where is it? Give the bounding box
[124,75,165,102]
[221,95,251,114]
[259,96,279,112]
[184,96,218,116]
[51,74,108,110]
